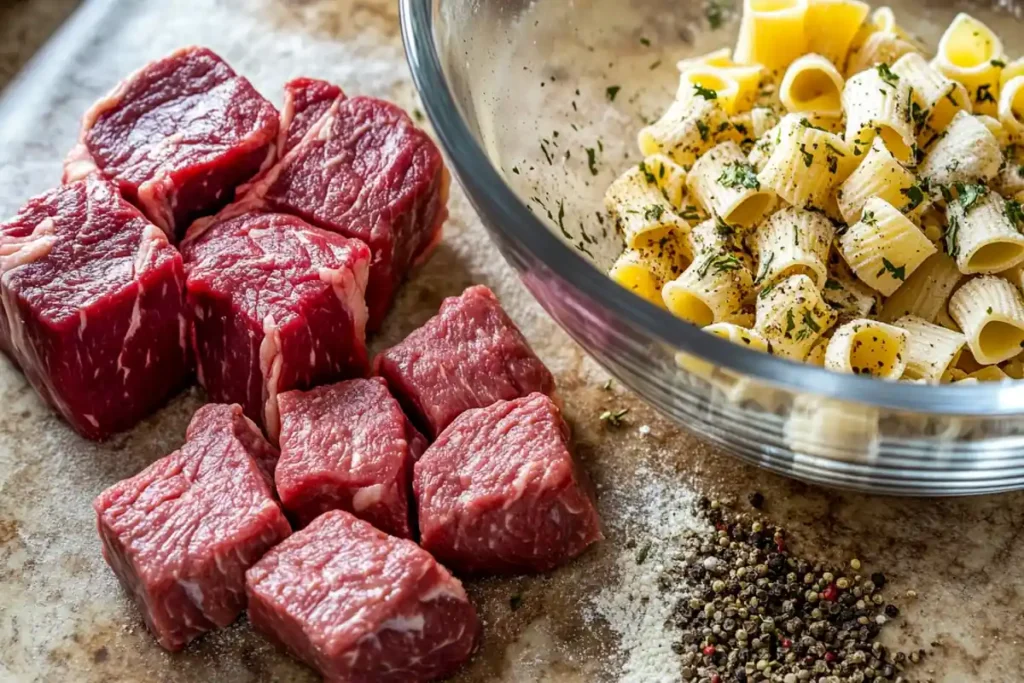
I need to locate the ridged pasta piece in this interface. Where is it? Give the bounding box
[949,275,1024,365]
[802,0,869,67]
[1001,57,1024,87]
[822,260,879,318]
[753,207,835,289]
[684,218,749,266]
[836,137,923,225]
[638,95,729,168]
[837,196,937,296]
[842,64,916,164]
[704,322,773,354]
[918,110,1002,188]
[734,0,810,73]
[755,273,838,359]
[998,75,1024,141]
[779,54,845,117]
[932,13,1005,117]
[678,69,745,116]
[877,252,961,323]
[845,31,921,79]
[997,144,1024,196]
[893,314,966,381]
[824,318,909,378]
[663,251,755,326]
[751,107,782,138]
[978,114,1011,148]
[687,142,776,228]
[757,118,857,208]
[639,154,690,210]
[747,112,843,170]
[605,162,693,249]
[945,187,1024,274]
[609,237,690,308]
[890,52,972,145]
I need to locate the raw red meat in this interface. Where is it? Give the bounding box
[242,85,448,331]
[182,210,370,441]
[246,510,479,683]
[277,77,344,156]
[415,393,602,574]
[375,285,558,438]
[93,403,291,651]
[276,378,426,536]
[63,46,279,241]
[0,175,189,440]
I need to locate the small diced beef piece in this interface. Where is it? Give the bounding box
[276,378,426,535]
[246,510,479,683]
[415,393,602,574]
[93,404,291,651]
[182,211,370,440]
[375,285,557,438]
[0,175,189,440]
[244,90,447,330]
[64,47,279,241]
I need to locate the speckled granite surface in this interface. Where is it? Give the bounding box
[0,1,1022,682]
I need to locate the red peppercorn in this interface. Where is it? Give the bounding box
[782,638,793,649]
[711,675,722,683]
[825,651,837,663]
[822,582,839,602]
[716,522,728,532]
[703,645,716,656]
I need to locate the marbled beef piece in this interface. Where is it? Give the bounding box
[415,393,603,575]
[276,378,426,536]
[64,46,279,241]
[244,86,447,331]
[93,404,291,651]
[374,285,558,438]
[0,175,189,440]
[277,77,344,156]
[182,210,370,441]
[246,510,479,683]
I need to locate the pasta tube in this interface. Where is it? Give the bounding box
[893,314,966,381]
[757,117,857,208]
[949,275,1024,364]
[605,162,692,249]
[877,252,961,323]
[753,206,835,289]
[836,137,924,225]
[944,186,1024,274]
[917,110,1002,188]
[663,251,755,327]
[687,141,776,228]
[842,64,916,163]
[734,0,811,73]
[802,0,870,67]
[638,95,729,168]
[755,273,838,359]
[779,54,845,117]
[890,52,972,144]
[932,13,1005,117]
[609,237,690,308]
[824,318,909,378]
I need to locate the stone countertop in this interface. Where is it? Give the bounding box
[0,2,1021,683]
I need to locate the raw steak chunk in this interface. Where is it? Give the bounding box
[277,78,344,155]
[93,403,291,651]
[64,46,279,241]
[375,285,558,438]
[0,175,189,440]
[182,211,370,440]
[246,510,479,683]
[415,393,602,574]
[243,88,448,330]
[276,378,426,535]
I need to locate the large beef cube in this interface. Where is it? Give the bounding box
[0,176,189,440]
[182,211,370,440]
[243,83,448,331]
[277,77,345,156]
[415,393,602,574]
[276,378,426,536]
[63,46,279,241]
[93,404,291,651]
[375,285,558,438]
[246,510,479,683]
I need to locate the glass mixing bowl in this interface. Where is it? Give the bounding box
[401,0,1024,495]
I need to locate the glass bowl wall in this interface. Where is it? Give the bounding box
[401,0,1024,495]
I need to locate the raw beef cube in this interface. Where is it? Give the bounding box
[415,393,602,574]
[93,403,292,651]
[276,378,426,535]
[182,211,370,440]
[246,510,479,683]
[64,46,279,241]
[375,285,558,438]
[244,90,448,331]
[277,78,344,156]
[0,175,189,440]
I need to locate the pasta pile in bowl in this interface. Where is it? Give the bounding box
[607,1,1024,384]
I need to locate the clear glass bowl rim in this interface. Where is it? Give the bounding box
[399,0,1024,417]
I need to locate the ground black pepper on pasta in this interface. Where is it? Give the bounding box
[653,496,924,683]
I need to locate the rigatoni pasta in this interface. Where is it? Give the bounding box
[604,2,1024,384]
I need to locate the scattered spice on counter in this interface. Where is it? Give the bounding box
[600,408,630,427]
[655,497,923,682]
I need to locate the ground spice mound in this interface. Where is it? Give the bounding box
[659,496,923,683]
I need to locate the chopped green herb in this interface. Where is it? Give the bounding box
[992,59,1007,68]
[694,83,719,101]
[824,278,843,291]
[697,252,742,278]
[799,143,814,168]
[876,257,906,281]
[512,166,520,175]
[636,540,652,565]
[644,204,665,221]
[650,60,662,70]
[785,309,796,337]
[638,160,658,185]
[910,101,928,130]
[681,205,702,221]
[705,0,730,29]
[1006,198,1024,228]
[556,200,571,240]
[758,282,777,300]
[977,84,996,104]
[696,119,711,142]
[586,147,599,176]
[718,161,761,189]
[600,408,630,427]
[639,36,651,46]
[957,182,987,213]
[799,118,827,132]
[876,63,900,87]
[412,108,424,122]
[540,140,553,165]
[862,210,877,226]
[900,184,926,212]
[606,85,621,102]
[755,251,775,285]
[714,215,736,237]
